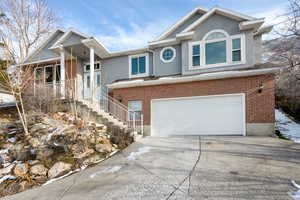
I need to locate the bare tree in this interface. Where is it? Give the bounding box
[265,0,300,71]
[0,64,34,135]
[0,0,57,63]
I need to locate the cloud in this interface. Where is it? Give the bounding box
[96,20,172,52]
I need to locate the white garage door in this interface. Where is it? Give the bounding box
[151,94,245,136]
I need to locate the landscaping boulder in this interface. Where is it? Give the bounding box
[48,162,72,179]
[0,164,15,177]
[13,163,29,177]
[0,152,12,165]
[29,123,48,133]
[95,143,112,153]
[30,164,48,176]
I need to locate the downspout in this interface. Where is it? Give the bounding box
[148,49,155,76]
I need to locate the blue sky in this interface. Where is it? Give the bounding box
[48,0,288,52]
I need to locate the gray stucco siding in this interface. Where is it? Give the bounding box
[181,14,257,75]
[63,33,86,47]
[153,44,182,76]
[101,52,153,85]
[191,14,241,41]
[167,12,204,39]
[30,31,64,62]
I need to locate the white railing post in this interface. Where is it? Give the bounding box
[133,112,136,133]
[60,46,65,99]
[90,47,95,102]
[141,114,144,136]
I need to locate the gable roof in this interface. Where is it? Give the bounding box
[153,6,208,41]
[23,28,65,63]
[49,29,90,49]
[181,6,257,33]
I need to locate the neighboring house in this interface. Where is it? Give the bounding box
[0,90,16,108]
[17,6,281,136]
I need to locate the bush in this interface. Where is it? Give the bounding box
[276,69,300,121]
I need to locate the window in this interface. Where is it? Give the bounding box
[35,67,44,85]
[128,101,142,121]
[96,74,101,87]
[232,38,241,62]
[160,47,176,63]
[129,54,149,78]
[55,64,61,83]
[205,41,226,65]
[85,64,90,72]
[86,75,90,88]
[192,45,200,67]
[189,30,245,69]
[84,62,101,72]
[205,32,226,40]
[45,65,54,83]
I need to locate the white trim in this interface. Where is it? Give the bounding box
[108,66,281,89]
[154,6,208,41]
[239,18,265,31]
[17,57,60,67]
[160,47,176,63]
[188,31,246,70]
[128,53,149,78]
[182,7,255,33]
[254,25,273,36]
[23,29,65,63]
[176,31,194,39]
[83,61,101,72]
[50,29,89,49]
[203,29,229,40]
[150,93,246,136]
[148,38,177,47]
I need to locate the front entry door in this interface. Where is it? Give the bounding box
[83,71,101,99]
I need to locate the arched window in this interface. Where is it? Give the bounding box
[204,31,227,41]
[189,29,244,68]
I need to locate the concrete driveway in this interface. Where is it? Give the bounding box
[3,136,300,200]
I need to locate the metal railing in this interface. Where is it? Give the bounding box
[97,85,143,134]
[32,79,143,134]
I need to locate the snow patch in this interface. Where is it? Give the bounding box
[0,175,16,184]
[0,149,9,154]
[289,180,300,200]
[7,137,16,143]
[127,146,151,161]
[275,109,300,142]
[90,166,122,179]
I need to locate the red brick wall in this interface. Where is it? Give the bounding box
[112,75,275,125]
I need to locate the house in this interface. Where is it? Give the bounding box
[18,6,281,137]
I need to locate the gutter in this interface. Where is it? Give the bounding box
[107,67,282,89]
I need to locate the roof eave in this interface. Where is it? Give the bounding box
[108,67,282,89]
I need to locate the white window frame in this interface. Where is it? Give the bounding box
[160,46,176,63]
[84,61,101,72]
[188,29,245,70]
[128,53,149,78]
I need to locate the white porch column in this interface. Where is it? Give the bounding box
[90,47,95,101]
[60,47,65,98]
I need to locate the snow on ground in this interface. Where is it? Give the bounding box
[126,146,151,161]
[0,175,16,184]
[90,166,122,179]
[275,109,300,143]
[289,180,300,200]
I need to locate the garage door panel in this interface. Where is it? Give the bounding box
[151,94,245,136]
